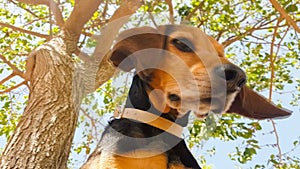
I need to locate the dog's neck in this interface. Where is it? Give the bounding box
[124,75,189,127]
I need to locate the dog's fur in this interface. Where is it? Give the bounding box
[81,25,291,169]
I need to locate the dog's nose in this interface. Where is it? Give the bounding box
[214,64,246,91]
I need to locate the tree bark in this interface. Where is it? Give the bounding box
[0,31,79,169]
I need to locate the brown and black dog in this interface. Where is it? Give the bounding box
[81,25,291,169]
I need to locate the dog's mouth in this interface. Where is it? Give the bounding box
[167,94,228,118]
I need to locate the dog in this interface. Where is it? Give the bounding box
[81,25,291,169]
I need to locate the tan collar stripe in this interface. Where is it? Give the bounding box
[114,107,183,138]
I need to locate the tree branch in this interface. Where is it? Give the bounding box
[269,0,300,33]
[0,22,49,40]
[222,26,258,47]
[80,107,99,140]
[64,0,104,36]
[165,0,174,24]
[0,54,26,79]
[0,81,27,94]
[142,0,158,27]
[101,0,109,19]
[185,3,203,21]
[15,0,65,27]
[109,0,142,22]
[269,17,284,167]
[91,0,143,62]
[10,0,40,18]
[48,0,64,27]
[222,16,280,47]
[268,18,282,100]
[0,73,14,85]
[75,48,93,63]
[83,0,142,92]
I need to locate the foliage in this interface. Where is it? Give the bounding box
[71,73,131,165]
[0,94,23,139]
[0,0,299,168]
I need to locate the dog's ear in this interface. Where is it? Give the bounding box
[207,36,225,57]
[109,27,164,71]
[227,86,292,119]
[206,36,292,119]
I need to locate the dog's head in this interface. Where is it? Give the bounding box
[109,25,291,119]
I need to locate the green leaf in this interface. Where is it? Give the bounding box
[286,4,298,12]
[293,140,299,146]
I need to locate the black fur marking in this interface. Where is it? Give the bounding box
[126,75,151,111]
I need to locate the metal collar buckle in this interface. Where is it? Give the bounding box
[113,106,125,119]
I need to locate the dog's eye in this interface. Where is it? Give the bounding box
[172,38,194,52]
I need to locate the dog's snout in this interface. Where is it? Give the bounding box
[215,64,246,91]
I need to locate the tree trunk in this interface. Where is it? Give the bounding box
[0,1,142,168]
[0,31,80,169]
